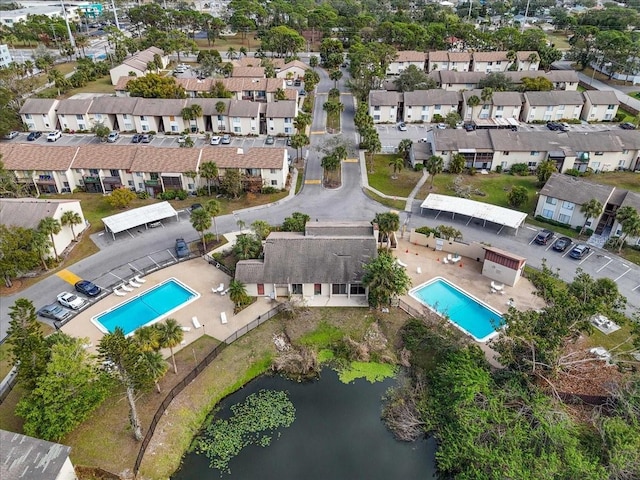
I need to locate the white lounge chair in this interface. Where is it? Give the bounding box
[220,311,228,324]
[396,259,408,268]
[120,283,133,292]
[215,283,224,293]
[416,267,422,274]
[114,288,127,297]
[451,255,461,264]
[181,326,191,332]
[443,257,449,265]
[491,281,504,291]
[129,279,141,288]
[134,275,146,284]
[221,288,230,296]
[192,316,201,329]
[447,254,453,261]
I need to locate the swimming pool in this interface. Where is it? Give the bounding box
[409,277,503,342]
[92,278,199,335]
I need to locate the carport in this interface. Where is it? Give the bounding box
[103,201,179,240]
[420,194,527,235]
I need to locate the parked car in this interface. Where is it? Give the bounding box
[534,229,554,245]
[47,130,62,142]
[546,121,561,131]
[265,135,275,145]
[569,244,591,259]
[552,236,572,252]
[299,90,306,96]
[210,135,221,145]
[294,79,301,86]
[27,131,42,141]
[286,136,292,146]
[286,79,293,86]
[398,122,407,131]
[221,134,231,144]
[132,133,143,143]
[559,122,570,132]
[464,124,475,132]
[620,122,636,130]
[75,280,101,297]
[3,131,19,140]
[38,303,72,322]
[436,123,447,130]
[57,291,86,310]
[190,203,202,212]
[107,131,119,143]
[175,238,189,258]
[177,134,187,144]
[141,133,153,143]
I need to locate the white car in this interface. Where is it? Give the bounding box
[436,123,447,130]
[210,135,221,145]
[47,130,62,142]
[57,291,86,310]
[398,122,407,131]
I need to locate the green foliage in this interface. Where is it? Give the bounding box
[107,188,137,209]
[16,335,110,441]
[414,224,462,240]
[509,163,530,176]
[92,123,111,141]
[393,64,437,92]
[507,185,529,208]
[0,225,44,286]
[196,389,296,473]
[536,160,557,185]
[298,321,344,349]
[190,208,211,251]
[337,361,396,384]
[127,73,187,99]
[281,211,310,232]
[233,233,262,260]
[362,250,412,309]
[219,169,243,199]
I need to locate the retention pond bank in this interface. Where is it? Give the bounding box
[173,369,437,479]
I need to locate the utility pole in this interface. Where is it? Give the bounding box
[60,1,76,48]
[110,0,121,30]
[521,0,530,34]
[468,0,473,20]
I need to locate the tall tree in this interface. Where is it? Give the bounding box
[60,210,83,241]
[616,207,640,252]
[199,161,218,196]
[228,279,249,311]
[282,212,310,232]
[155,318,183,374]
[38,217,61,261]
[362,250,412,309]
[373,212,400,249]
[425,155,443,188]
[389,156,404,179]
[143,350,168,393]
[329,69,343,89]
[190,207,211,252]
[579,199,603,235]
[126,73,187,99]
[205,199,221,241]
[98,327,155,441]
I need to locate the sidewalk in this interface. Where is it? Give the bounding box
[576,71,640,112]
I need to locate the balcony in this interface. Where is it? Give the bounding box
[83,176,100,183]
[145,179,160,186]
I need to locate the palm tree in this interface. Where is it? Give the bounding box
[480,87,493,106]
[215,101,226,115]
[226,47,237,60]
[23,59,34,77]
[228,279,248,311]
[615,206,640,251]
[239,46,248,57]
[389,156,404,179]
[425,155,444,188]
[275,88,286,101]
[329,69,343,89]
[293,112,311,133]
[143,350,168,393]
[373,212,400,249]
[234,234,260,259]
[38,217,61,261]
[321,153,341,181]
[190,208,211,252]
[60,210,83,241]
[579,199,603,235]
[398,139,413,163]
[309,55,318,69]
[134,326,161,352]
[199,161,218,196]
[205,199,221,241]
[362,129,381,174]
[31,231,52,271]
[155,318,184,374]
[75,34,89,57]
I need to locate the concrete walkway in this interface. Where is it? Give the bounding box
[577,71,640,113]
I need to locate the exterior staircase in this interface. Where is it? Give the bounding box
[587,226,611,249]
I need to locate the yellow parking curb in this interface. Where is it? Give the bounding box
[310,131,325,135]
[56,269,83,286]
[305,179,322,184]
[344,158,358,163]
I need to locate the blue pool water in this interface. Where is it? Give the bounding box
[92,278,199,335]
[410,278,503,342]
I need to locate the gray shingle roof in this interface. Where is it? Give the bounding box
[433,70,579,86]
[619,191,640,212]
[131,98,186,116]
[88,96,139,114]
[185,98,229,115]
[19,98,57,114]
[235,222,377,284]
[368,90,402,106]
[582,90,619,106]
[0,199,78,230]
[0,430,72,480]
[538,173,615,206]
[524,91,584,106]
[462,89,523,105]
[265,101,296,118]
[228,100,261,117]
[403,90,460,106]
[433,129,494,151]
[55,98,93,115]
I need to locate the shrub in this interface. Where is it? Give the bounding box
[535,215,572,229]
[136,190,149,199]
[510,163,529,176]
[432,114,444,123]
[328,87,340,97]
[495,165,503,173]
[614,112,626,122]
[158,190,177,200]
[415,226,438,236]
[414,163,424,171]
[196,187,209,197]
[565,168,580,177]
[261,186,278,194]
[175,189,188,200]
[574,225,594,236]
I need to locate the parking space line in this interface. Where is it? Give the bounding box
[525,226,537,231]
[545,237,557,251]
[596,257,612,273]
[562,245,575,258]
[633,284,640,291]
[579,251,595,265]
[528,237,536,245]
[614,269,631,282]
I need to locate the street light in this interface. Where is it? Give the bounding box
[60,1,76,48]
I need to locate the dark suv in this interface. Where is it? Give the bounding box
[534,229,554,245]
[175,238,189,258]
[546,121,561,131]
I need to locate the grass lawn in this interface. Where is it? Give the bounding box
[608,244,640,265]
[582,322,637,356]
[39,75,114,99]
[585,171,640,193]
[195,32,260,52]
[0,342,13,380]
[546,32,571,50]
[363,189,406,211]
[325,92,341,132]
[368,154,423,198]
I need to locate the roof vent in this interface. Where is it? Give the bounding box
[236,148,244,155]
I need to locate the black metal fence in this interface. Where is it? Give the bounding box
[133,303,284,477]
[397,298,425,319]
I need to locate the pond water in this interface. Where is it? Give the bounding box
[172,369,437,479]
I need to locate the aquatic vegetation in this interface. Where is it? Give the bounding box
[196,389,295,474]
[338,362,397,384]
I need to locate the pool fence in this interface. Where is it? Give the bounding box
[133,302,284,477]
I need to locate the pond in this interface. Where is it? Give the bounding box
[172,369,437,479]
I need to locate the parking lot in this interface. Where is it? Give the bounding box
[5,132,293,149]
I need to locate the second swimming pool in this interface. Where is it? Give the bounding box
[92,278,199,335]
[410,277,503,342]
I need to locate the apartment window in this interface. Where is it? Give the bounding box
[546,105,553,112]
[171,125,179,132]
[138,183,143,189]
[332,284,347,295]
[63,181,69,187]
[95,113,102,120]
[234,126,241,133]
[110,169,119,176]
[618,160,626,167]
[374,106,380,111]
[503,151,510,155]
[488,61,493,66]
[128,180,134,186]
[607,104,615,109]
[284,117,291,123]
[271,180,277,186]
[434,104,441,110]
[496,61,502,65]
[291,284,302,295]
[136,172,142,177]
[562,201,574,210]
[542,209,554,218]
[558,214,571,224]
[122,114,128,119]
[557,105,565,111]
[89,169,99,175]
[530,151,539,155]
[217,115,223,121]
[528,162,537,167]
[594,152,603,156]
[25,113,32,119]
[150,173,159,180]
[188,183,194,190]
[314,284,322,295]
[142,125,149,131]
[140,116,146,121]
[75,168,82,173]
[545,197,557,205]
[350,284,366,295]
[76,114,83,120]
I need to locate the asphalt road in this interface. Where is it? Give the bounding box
[2,61,639,339]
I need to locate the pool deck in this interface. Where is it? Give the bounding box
[61,257,272,356]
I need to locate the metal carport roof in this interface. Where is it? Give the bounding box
[102,201,178,239]
[420,194,527,233]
